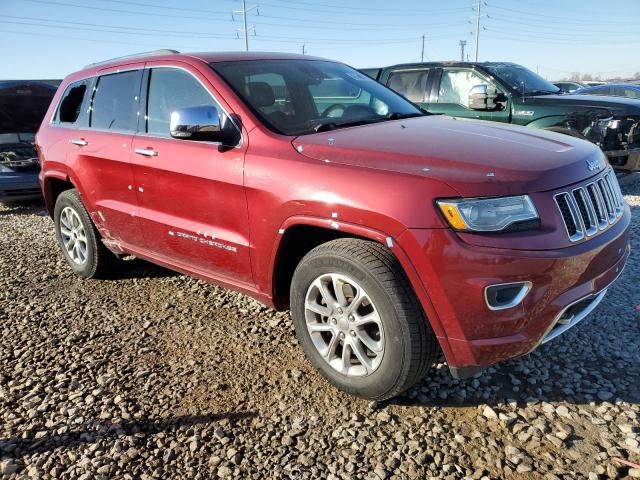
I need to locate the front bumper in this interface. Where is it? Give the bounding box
[0,172,41,202]
[398,204,631,372]
[606,147,640,173]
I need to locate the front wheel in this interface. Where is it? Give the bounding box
[290,238,438,400]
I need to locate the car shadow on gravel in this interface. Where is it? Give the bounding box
[0,199,47,216]
[0,411,257,460]
[109,258,180,280]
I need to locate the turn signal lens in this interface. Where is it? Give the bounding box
[437,202,469,230]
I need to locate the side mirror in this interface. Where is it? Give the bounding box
[468,84,498,111]
[170,105,236,144]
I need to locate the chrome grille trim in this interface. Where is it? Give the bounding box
[572,187,598,236]
[554,169,625,242]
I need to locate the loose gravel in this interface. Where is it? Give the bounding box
[1,179,639,480]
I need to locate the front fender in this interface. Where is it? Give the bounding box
[266,215,452,361]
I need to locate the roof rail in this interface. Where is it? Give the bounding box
[84,49,180,69]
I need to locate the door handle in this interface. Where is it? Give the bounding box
[69,138,88,146]
[134,147,159,157]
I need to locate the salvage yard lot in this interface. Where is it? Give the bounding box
[1,181,639,480]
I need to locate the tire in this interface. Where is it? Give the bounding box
[290,238,438,400]
[53,189,118,279]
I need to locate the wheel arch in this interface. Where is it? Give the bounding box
[42,173,75,217]
[270,218,388,311]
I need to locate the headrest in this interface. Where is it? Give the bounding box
[247,82,275,108]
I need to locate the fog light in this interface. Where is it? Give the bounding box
[484,281,532,311]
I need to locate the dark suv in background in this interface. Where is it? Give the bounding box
[0,80,59,202]
[364,62,640,174]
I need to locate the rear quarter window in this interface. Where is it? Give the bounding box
[57,80,88,124]
[90,70,141,131]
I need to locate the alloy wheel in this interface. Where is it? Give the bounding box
[304,273,385,377]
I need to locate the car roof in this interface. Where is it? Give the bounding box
[81,49,329,72]
[581,83,640,89]
[377,61,519,70]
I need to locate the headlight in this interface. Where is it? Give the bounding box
[437,195,539,232]
[594,117,620,135]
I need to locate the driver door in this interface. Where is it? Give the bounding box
[130,63,252,285]
[429,68,510,123]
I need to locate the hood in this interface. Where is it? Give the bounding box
[527,93,640,116]
[0,81,57,134]
[292,115,606,197]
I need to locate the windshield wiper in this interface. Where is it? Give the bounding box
[385,112,425,120]
[313,112,425,133]
[313,119,372,133]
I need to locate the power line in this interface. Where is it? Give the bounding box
[0,16,429,46]
[21,0,228,21]
[253,0,470,16]
[497,5,640,25]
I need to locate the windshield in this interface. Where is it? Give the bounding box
[211,59,423,136]
[484,63,560,95]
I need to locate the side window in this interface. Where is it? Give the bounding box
[57,80,88,124]
[626,88,640,99]
[387,70,429,103]
[437,69,491,107]
[146,68,218,136]
[611,87,624,97]
[90,70,140,131]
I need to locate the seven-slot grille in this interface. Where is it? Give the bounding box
[554,169,625,242]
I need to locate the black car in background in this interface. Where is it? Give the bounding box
[553,81,586,93]
[0,80,59,202]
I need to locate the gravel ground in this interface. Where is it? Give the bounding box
[1,179,639,480]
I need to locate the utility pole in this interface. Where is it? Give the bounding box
[421,34,425,62]
[234,0,257,51]
[474,0,481,61]
[459,40,467,62]
[302,44,306,55]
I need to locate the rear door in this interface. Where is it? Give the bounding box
[130,62,252,284]
[429,67,510,123]
[66,64,144,245]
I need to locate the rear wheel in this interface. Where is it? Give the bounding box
[290,238,438,400]
[54,189,118,279]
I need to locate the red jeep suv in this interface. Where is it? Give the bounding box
[36,50,631,400]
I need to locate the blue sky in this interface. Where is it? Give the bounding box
[2,0,639,81]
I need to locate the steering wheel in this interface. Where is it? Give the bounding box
[321,103,346,118]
